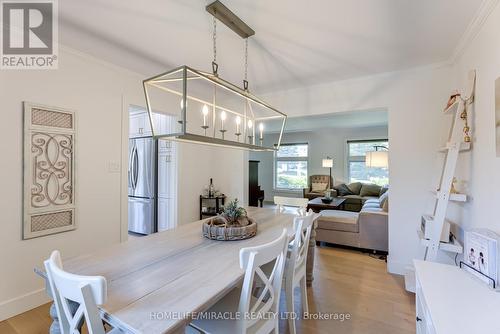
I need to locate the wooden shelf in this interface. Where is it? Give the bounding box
[430,190,467,202]
[438,142,471,153]
[417,230,463,253]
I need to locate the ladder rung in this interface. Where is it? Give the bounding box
[438,142,471,152]
[430,190,467,202]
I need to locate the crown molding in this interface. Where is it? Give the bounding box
[450,0,500,64]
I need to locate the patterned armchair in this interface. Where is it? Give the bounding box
[302,175,333,200]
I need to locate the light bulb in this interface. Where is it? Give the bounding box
[259,123,264,131]
[180,99,187,109]
[248,120,253,128]
[236,116,241,125]
[220,111,227,121]
[202,105,209,115]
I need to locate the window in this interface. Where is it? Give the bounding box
[274,143,308,190]
[348,140,389,186]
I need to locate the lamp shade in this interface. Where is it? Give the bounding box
[322,158,333,168]
[366,151,388,168]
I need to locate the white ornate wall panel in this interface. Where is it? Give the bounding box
[23,102,76,239]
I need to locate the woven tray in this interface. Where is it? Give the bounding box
[202,217,257,241]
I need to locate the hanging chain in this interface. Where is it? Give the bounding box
[243,38,249,91]
[212,15,218,76]
[212,16,217,63]
[461,97,471,142]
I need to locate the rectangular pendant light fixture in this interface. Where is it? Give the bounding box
[143,1,286,151]
[143,66,287,151]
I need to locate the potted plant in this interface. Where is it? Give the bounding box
[202,199,257,240]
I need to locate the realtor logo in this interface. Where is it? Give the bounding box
[1,0,58,69]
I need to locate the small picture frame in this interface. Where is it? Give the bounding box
[463,229,500,289]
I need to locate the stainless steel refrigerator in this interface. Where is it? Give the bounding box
[128,138,157,234]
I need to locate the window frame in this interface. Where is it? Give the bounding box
[273,142,309,192]
[346,139,389,184]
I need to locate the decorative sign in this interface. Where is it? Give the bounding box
[23,102,76,239]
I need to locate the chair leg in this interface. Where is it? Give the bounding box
[285,281,296,334]
[300,276,309,314]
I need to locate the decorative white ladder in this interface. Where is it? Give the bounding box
[404,70,476,293]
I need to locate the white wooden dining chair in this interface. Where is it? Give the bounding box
[189,228,289,334]
[44,250,122,334]
[274,196,309,216]
[284,211,318,334]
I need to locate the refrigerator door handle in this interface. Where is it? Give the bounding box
[129,145,134,190]
[133,145,139,190]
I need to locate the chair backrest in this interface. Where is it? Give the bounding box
[308,175,332,188]
[237,229,289,334]
[274,196,309,215]
[44,251,107,334]
[288,211,319,277]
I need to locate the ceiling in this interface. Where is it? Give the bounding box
[266,109,388,133]
[59,0,483,93]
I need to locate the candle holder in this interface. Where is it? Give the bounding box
[220,129,227,140]
[235,132,242,142]
[259,138,263,146]
[248,135,254,145]
[201,125,209,136]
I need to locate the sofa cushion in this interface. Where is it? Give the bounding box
[311,182,328,192]
[359,183,382,197]
[364,198,380,205]
[334,183,354,196]
[362,202,381,210]
[379,186,389,196]
[347,182,362,194]
[317,210,359,233]
[362,206,384,213]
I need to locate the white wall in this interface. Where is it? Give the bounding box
[0,47,144,320]
[254,2,500,274]
[177,143,246,223]
[250,125,388,201]
[448,3,500,240]
[0,47,244,320]
[260,64,452,274]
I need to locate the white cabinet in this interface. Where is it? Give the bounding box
[414,260,500,334]
[129,111,152,138]
[158,197,175,232]
[157,138,176,232]
[415,279,435,334]
[130,111,173,138]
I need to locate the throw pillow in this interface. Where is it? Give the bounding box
[379,191,389,208]
[347,182,362,194]
[359,183,382,197]
[379,186,389,196]
[311,182,328,192]
[334,183,354,196]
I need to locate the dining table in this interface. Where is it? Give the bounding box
[34,207,318,334]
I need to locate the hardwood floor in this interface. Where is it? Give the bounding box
[0,246,415,334]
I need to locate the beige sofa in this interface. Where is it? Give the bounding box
[332,182,386,212]
[315,194,388,252]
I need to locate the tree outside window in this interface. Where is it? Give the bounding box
[274,143,308,190]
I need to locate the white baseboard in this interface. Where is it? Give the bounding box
[0,288,50,321]
[387,257,409,275]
